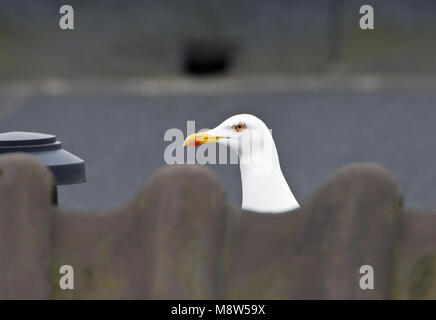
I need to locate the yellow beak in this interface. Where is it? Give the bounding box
[184,131,220,147]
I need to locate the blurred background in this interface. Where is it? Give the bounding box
[1,0,436,211]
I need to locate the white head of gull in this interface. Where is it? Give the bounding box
[184,114,299,213]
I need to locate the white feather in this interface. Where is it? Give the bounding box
[209,114,299,213]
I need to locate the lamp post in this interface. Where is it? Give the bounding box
[0,131,86,204]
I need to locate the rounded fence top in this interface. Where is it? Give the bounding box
[0,131,86,185]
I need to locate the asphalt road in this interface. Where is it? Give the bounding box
[1,79,435,211]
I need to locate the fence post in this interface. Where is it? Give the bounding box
[224,163,402,299]
[291,163,402,299]
[148,165,227,299]
[0,154,54,299]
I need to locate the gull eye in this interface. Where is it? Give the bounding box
[233,123,246,132]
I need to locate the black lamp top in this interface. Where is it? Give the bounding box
[0,131,86,185]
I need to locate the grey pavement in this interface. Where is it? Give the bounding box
[0,77,435,211]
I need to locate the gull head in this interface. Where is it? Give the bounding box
[183,113,299,213]
[184,114,271,158]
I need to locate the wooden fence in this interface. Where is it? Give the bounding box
[0,153,435,299]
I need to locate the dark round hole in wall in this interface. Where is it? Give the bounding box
[182,40,235,76]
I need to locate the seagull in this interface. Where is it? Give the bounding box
[184,114,299,213]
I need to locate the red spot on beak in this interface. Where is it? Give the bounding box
[186,139,201,147]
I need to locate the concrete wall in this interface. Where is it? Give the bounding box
[1,154,436,299]
[0,0,435,78]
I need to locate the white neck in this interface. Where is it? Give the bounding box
[238,133,299,213]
